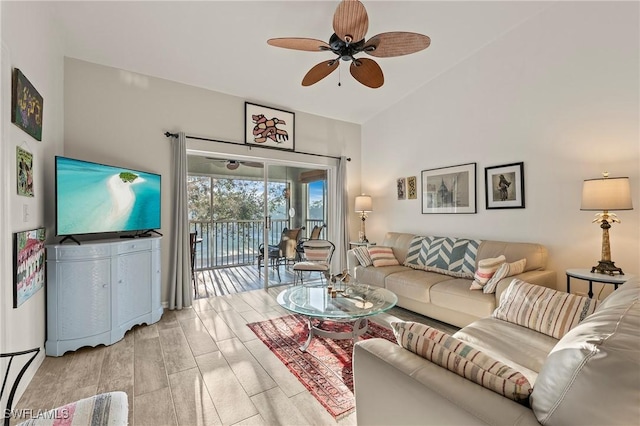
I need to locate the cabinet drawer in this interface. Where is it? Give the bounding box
[116,240,152,254]
[49,244,111,261]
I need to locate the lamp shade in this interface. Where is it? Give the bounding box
[581,177,633,211]
[355,195,373,212]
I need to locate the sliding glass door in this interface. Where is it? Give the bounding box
[264,164,294,288]
[187,154,329,293]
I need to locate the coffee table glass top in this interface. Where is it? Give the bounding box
[277,283,397,319]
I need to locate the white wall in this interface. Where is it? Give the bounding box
[63,58,362,304]
[361,2,640,292]
[0,0,65,407]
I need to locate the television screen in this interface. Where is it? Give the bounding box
[56,156,161,236]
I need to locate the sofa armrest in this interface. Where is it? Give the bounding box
[353,339,539,426]
[495,270,557,302]
[347,249,361,276]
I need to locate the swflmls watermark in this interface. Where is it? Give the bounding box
[3,408,70,420]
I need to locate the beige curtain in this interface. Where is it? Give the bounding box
[334,156,350,271]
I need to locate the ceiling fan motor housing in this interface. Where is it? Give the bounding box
[329,33,366,62]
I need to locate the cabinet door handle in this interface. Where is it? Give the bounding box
[102,283,108,288]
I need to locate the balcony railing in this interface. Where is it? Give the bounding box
[190,219,325,270]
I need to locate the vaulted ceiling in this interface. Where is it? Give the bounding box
[48,1,550,124]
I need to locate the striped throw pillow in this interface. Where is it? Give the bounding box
[391,321,532,402]
[483,258,527,294]
[352,246,373,267]
[368,246,399,267]
[303,245,331,262]
[470,255,506,290]
[493,279,599,339]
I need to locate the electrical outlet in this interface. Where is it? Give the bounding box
[23,204,29,222]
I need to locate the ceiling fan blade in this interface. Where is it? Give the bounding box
[302,60,339,86]
[350,58,384,88]
[243,162,264,168]
[267,37,330,51]
[364,32,431,58]
[333,0,369,43]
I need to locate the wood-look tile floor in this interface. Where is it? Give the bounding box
[14,287,458,426]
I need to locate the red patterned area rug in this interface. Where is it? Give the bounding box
[247,314,396,419]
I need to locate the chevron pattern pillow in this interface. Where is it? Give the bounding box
[405,236,481,278]
[404,236,429,267]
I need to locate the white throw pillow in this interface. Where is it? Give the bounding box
[352,246,372,267]
[470,255,506,290]
[483,258,527,294]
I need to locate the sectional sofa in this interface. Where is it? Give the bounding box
[353,278,640,425]
[347,232,556,328]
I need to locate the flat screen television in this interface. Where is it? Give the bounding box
[55,156,161,237]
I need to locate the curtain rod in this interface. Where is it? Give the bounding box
[164,132,350,162]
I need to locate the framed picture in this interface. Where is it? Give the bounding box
[422,163,476,214]
[407,176,417,199]
[17,146,34,197]
[245,102,295,151]
[485,162,525,209]
[12,69,43,141]
[13,227,46,308]
[397,178,406,200]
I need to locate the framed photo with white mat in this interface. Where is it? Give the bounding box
[485,162,525,209]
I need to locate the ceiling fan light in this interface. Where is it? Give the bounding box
[226,161,240,170]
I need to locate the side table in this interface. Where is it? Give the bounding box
[566,268,635,299]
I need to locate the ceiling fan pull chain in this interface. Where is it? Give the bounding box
[338,66,342,87]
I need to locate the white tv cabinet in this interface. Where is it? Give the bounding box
[45,237,163,356]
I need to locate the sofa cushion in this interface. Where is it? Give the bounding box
[391,321,532,402]
[493,279,599,339]
[483,258,527,294]
[454,317,559,384]
[530,279,640,425]
[470,255,506,290]
[369,246,400,267]
[352,246,372,266]
[385,269,451,304]
[430,279,497,319]
[354,265,409,288]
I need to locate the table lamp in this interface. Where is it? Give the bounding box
[355,194,373,243]
[580,173,633,275]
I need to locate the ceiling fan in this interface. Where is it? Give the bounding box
[267,0,431,89]
[207,159,264,170]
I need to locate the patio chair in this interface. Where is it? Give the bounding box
[293,239,335,286]
[296,224,326,258]
[258,227,305,281]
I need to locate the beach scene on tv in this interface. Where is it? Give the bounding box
[56,157,161,235]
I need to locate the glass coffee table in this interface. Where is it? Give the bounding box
[276,283,398,351]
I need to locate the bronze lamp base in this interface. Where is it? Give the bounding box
[591,260,624,276]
